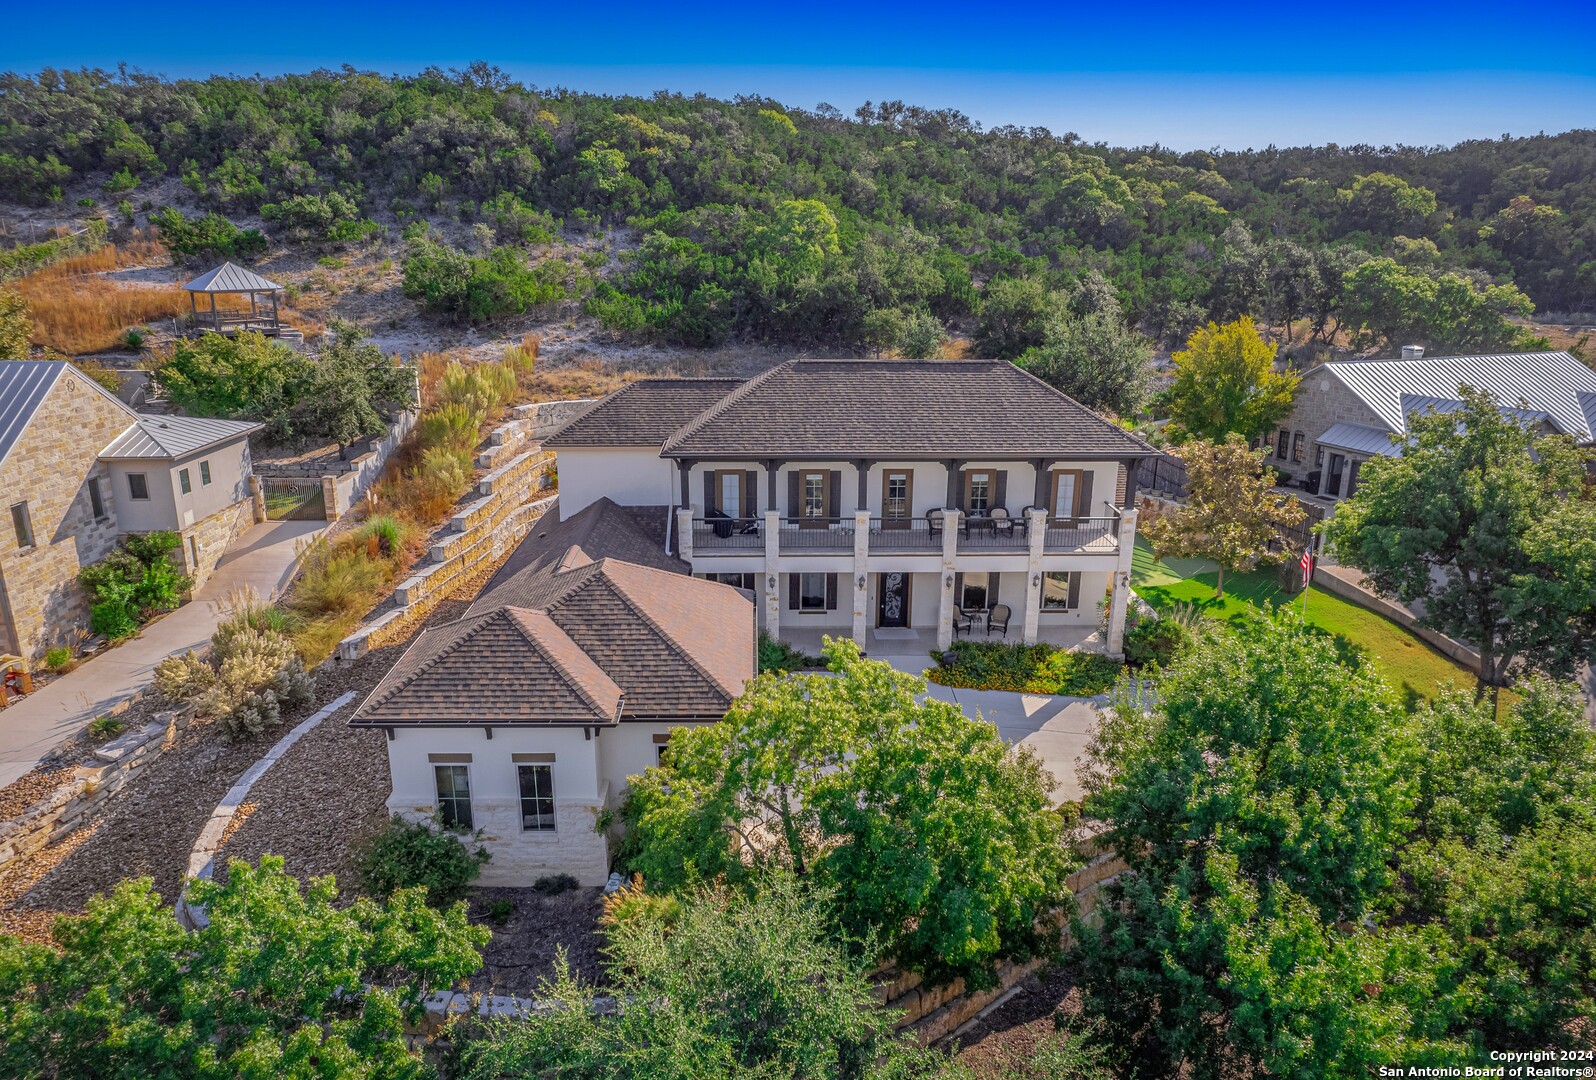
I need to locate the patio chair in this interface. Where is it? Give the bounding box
[926,508,946,536]
[987,603,1011,637]
[990,507,1016,536]
[952,607,973,638]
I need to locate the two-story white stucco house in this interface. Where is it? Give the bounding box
[349,498,755,886]
[0,361,261,661]
[545,359,1157,656]
[1266,349,1596,501]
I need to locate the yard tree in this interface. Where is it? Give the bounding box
[149,329,307,434]
[457,874,960,1080]
[1338,258,1540,353]
[620,638,1076,986]
[1016,309,1153,417]
[292,322,418,456]
[1139,436,1306,597]
[1073,612,1456,1077]
[974,275,1063,359]
[0,286,29,358]
[1322,387,1596,702]
[0,856,488,1080]
[1164,316,1299,442]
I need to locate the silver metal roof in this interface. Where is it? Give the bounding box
[1399,393,1553,428]
[100,413,262,460]
[1316,421,1402,458]
[0,361,140,470]
[1324,351,1596,441]
[181,261,283,293]
[1578,392,1596,444]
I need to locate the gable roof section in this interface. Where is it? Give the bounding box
[100,414,263,460]
[543,378,743,448]
[1579,392,1596,444]
[181,261,283,293]
[0,361,138,470]
[1323,351,1596,441]
[660,359,1155,458]
[350,496,752,728]
[1316,422,1402,458]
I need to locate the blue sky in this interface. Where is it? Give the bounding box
[4,0,1594,149]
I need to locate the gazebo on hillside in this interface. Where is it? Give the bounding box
[181,261,285,336]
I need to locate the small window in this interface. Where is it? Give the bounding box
[960,571,990,611]
[717,471,741,519]
[967,472,991,514]
[1276,429,1291,461]
[1053,472,1079,519]
[1291,433,1305,463]
[699,572,756,590]
[799,572,827,612]
[178,468,192,495]
[434,765,473,829]
[128,473,149,500]
[517,764,555,832]
[656,742,670,767]
[87,477,106,520]
[801,472,827,520]
[11,502,33,549]
[1041,571,1076,610]
[884,472,909,521]
[199,460,212,486]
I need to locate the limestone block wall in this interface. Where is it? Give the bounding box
[0,373,135,660]
[0,699,197,868]
[1273,372,1389,485]
[179,498,254,592]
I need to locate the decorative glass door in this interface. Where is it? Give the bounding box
[877,572,910,627]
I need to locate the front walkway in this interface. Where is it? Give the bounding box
[0,519,324,788]
[923,683,1102,804]
[781,624,1100,673]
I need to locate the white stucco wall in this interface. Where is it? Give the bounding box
[556,447,675,516]
[104,439,252,533]
[384,726,611,887]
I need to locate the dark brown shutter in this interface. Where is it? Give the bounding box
[994,470,1008,512]
[1067,572,1081,609]
[953,572,964,608]
[825,573,838,610]
[988,574,1000,608]
[827,471,841,521]
[743,470,757,516]
[1077,471,1095,524]
[787,471,799,520]
[703,471,716,514]
[958,470,969,511]
[788,574,799,609]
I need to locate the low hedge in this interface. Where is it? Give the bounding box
[926,640,1122,696]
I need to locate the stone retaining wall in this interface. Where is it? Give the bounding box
[477,399,594,470]
[334,449,557,662]
[0,698,196,868]
[255,410,418,521]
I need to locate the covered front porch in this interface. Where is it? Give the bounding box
[780,622,1104,671]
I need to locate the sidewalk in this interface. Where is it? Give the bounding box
[0,519,324,788]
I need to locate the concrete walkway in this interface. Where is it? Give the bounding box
[0,519,324,788]
[922,683,1102,804]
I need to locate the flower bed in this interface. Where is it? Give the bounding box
[926,640,1122,696]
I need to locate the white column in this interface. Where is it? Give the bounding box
[1023,508,1047,644]
[1105,508,1138,658]
[675,507,694,561]
[936,509,960,650]
[851,510,870,646]
[763,509,782,641]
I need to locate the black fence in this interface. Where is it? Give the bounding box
[1135,453,1189,499]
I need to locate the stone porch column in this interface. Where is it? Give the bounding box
[675,508,694,561]
[1023,508,1047,644]
[936,509,960,650]
[1105,508,1139,658]
[851,510,870,645]
[763,509,782,640]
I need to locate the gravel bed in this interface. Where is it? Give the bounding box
[951,964,1084,1073]
[458,886,608,996]
[0,690,176,819]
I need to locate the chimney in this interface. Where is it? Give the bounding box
[1401,345,1425,360]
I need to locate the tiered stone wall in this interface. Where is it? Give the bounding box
[334,451,557,662]
[477,399,595,471]
[0,373,135,660]
[254,410,418,521]
[0,699,196,868]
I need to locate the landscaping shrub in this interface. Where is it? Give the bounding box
[42,646,73,671]
[357,814,489,907]
[927,640,1123,696]
[150,207,266,260]
[756,629,820,673]
[416,401,480,452]
[355,514,410,559]
[86,715,125,741]
[1123,616,1191,669]
[287,537,389,619]
[598,873,681,930]
[532,873,580,896]
[77,533,190,640]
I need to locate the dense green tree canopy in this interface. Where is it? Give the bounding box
[1163,318,1300,442]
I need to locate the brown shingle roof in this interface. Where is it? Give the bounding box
[350,498,752,728]
[542,378,743,448]
[659,359,1155,459]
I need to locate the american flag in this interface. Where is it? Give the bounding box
[1300,549,1314,581]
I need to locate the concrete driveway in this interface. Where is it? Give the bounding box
[0,519,323,788]
[922,682,1102,804]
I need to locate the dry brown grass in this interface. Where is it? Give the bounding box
[519,356,647,400]
[13,232,186,354]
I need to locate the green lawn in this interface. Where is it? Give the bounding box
[1131,539,1477,710]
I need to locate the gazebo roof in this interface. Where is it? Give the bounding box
[181,261,283,293]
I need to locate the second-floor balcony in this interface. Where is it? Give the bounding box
[691,508,1124,557]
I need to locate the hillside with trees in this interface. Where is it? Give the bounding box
[2,65,1592,367]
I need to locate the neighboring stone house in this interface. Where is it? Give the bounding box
[349,498,755,886]
[0,361,262,661]
[1268,349,1596,500]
